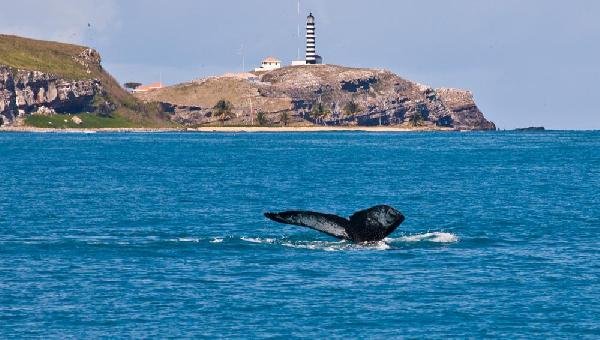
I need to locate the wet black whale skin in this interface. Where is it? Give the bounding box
[265,205,405,243]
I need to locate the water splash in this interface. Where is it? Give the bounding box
[238,233,458,251]
[172,237,201,243]
[240,237,277,244]
[388,232,459,243]
[280,240,390,252]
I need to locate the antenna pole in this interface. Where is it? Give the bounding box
[241,44,245,71]
[249,98,254,125]
[297,0,301,60]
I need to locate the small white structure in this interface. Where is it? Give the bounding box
[291,60,307,66]
[254,56,281,72]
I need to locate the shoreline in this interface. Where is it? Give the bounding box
[0,126,458,133]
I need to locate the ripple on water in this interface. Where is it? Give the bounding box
[236,231,459,251]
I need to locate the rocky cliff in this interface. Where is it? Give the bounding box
[136,65,495,130]
[0,34,164,127]
[0,64,107,125]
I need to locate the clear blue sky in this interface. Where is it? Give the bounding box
[1,0,599,129]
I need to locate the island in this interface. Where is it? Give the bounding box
[0,34,495,131]
[515,127,545,131]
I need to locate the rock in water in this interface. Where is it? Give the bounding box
[515,127,545,131]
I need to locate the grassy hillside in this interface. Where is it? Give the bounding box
[135,77,291,113]
[0,34,174,128]
[24,114,136,129]
[0,34,98,80]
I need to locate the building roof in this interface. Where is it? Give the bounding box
[262,56,281,63]
[133,82,163,92]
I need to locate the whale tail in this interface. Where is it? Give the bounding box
[264,205,405,243]
[264,212,290,225]
[264,211,350,240]
[347,205,405,242]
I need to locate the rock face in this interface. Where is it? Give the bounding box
[136,64,496,130]
[0,34,174,128]
[0,65,103,126]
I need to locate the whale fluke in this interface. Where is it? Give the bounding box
[264,205,404,243]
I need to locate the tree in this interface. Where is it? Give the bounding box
[408,111,424,127]
[256,111,268,126]
[343,100,360,115]
[124,82,142,91]
[409,103,429,127]
[213,99,234,125]
[311,102,330,124]
[280,111,290,126]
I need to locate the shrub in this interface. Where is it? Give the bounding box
[343,100,360,115]
[311,102,330,120]
[213,99,233,114]
[408,111,424,127]
[256,111,268,126]
[213,99,234,124]
[124,82,142,90]
[280,111,290,126]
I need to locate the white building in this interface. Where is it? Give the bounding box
[254,56,282,72]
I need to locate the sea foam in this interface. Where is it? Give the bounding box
[390,232,459,243]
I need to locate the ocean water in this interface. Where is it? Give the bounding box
[0,131,598,338]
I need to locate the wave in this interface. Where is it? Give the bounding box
[3,232,458,251]
[281,240,390,252]
[240,237,277,244]
[238,231,458,251]
[172,237,201,243]
[388,232,459,244]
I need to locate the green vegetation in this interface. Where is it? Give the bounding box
[343,100,360,115]
[213,99,234,124]
[408,112,424,127]
[408,103,430,127]
[256,111,268,126]
[124,82,142,91]
[25,114,136,129]
[1,34,175,128]
[280,111,289,126]
[311,102,330,122]
[0,34,99,80]
[213,99,233,114]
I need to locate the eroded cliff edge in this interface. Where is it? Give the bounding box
[0,34,166,127]
[136,65,496,130]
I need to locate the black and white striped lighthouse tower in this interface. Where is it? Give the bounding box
[305,13,318,64]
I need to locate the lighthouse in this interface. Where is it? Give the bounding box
[305,13,322,64]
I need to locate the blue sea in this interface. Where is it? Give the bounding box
[0,131,598,338]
